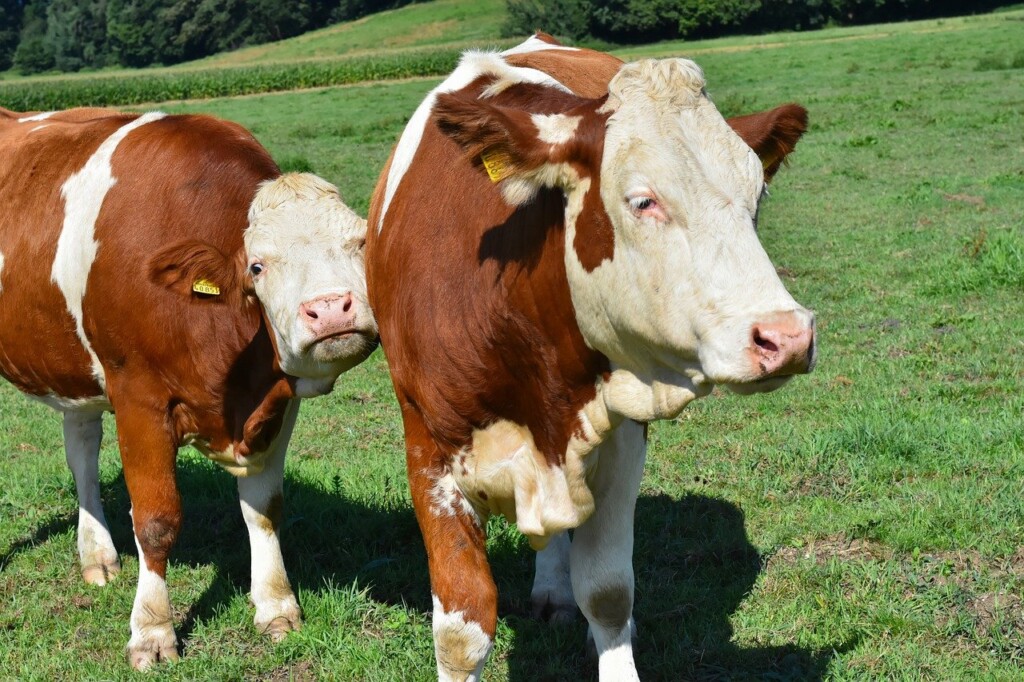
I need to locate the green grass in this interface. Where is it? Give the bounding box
[184,0,508,67]
[3,6,1024,680]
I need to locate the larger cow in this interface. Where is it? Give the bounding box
[0,108,377,668]
[366,35,814,681]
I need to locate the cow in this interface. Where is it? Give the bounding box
[0,107,377,668]
[365,34,815,681]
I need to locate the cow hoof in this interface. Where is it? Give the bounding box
[258,615,301,642]
[127,639,179,670]
[531,593,577,625]
[81,559,121,586]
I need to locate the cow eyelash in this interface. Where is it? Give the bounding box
[628,195,657,214]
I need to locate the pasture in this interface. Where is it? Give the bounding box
[2,7,1023,680]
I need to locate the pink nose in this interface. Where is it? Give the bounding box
[299,293,357,339]
[750,311,816,378]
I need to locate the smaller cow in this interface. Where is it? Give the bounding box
[0,108,377,668]
[367,35,813,681]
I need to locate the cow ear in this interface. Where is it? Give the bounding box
[149,239,239,299]
[434,92,584,204]
[726,104,808,182]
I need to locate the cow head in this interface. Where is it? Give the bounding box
[150,173,377,392]
[243,173,378,385]
[436,58,814,400]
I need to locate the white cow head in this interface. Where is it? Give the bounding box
[244,173,378,386]
[435,57,814,400]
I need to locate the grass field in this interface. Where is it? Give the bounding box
[2,7,1024,681]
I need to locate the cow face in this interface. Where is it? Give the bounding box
[244,173,378,384]
[580,59,815,393]
[435,59,814,397]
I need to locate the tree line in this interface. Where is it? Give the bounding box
[504,0,1020,44]
[0,0,421,74]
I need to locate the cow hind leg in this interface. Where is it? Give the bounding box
[63,410,121,585]
[114,403,181,670]
[404,406,495,682]
[570,420,646,681]
[531,531,576,624]
[237,399,302,641]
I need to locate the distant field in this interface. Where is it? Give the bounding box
[2,7,1024,682]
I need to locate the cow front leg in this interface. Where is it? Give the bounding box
[571,420,646,681]
[404,406,495,682]
[237,398,302,641]
[63,410,121,585]
[531,530,576,623]
[114,403,181,670]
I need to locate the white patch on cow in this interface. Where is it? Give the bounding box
[18,111,55,122]
[531,112,581,146]
[52,112,167,389]
[238,399,301,638]
[29,124,50,133]
[432,595,492,682]
[63,410,119,585]
[568,419,647,681]
[127,528,177,669]
[558,58,808,395]
[245,173,376,383]
[449,419,595,549]
[27,392,112,413]
[377,47,571,232]
[501,34,580,56]
[430,469,481,524]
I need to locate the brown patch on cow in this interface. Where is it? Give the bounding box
[588,584,632,630]
[727,104,809,182]
[148,239,241,301]
[135,513,181,574]
[505,48,623,99]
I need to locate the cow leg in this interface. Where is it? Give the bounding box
[237,398,302,641]
[63,410,121,585]
[403,405,495,682]
[531,530,576,623]
[571,420,646,681]
[113,403,181,670]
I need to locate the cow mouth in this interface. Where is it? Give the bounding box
[724,375,792,395]
[303,326,378,355]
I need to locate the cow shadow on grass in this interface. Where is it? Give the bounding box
[496,494,856,681]
[2,459,852,680]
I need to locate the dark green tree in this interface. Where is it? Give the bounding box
[45,0,109,72]
[12,0,54,74]
[0,0,23,70]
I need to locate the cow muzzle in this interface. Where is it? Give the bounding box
[299,292,359,344]
[749,309,816,379]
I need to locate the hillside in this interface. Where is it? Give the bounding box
[181,0,507,68]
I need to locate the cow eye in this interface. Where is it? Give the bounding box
[627,194,658,216]
[249,261,264,277]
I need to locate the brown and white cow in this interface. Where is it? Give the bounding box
[366,35,814,680]
[0,108,377,668]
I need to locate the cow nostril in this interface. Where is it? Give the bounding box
[303,306,319,321]
[342,295,353,313]
[753,328,778,354]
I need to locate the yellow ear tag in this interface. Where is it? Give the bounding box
[192,278,221,296]
[481,149,513,183]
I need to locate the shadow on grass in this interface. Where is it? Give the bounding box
[2,460,852,679]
